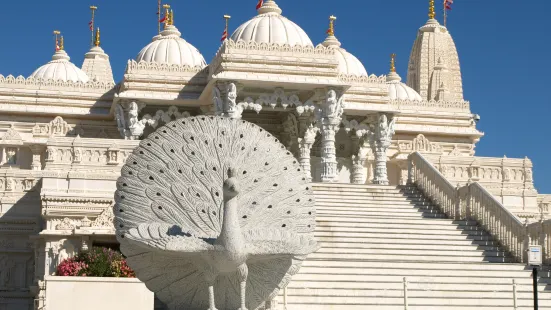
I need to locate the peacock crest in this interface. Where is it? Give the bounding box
[115,116,318,310]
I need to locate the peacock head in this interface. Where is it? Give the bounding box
[223,167,240,199]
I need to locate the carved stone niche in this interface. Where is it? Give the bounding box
[107,145,120,165]
[0,127,24,167]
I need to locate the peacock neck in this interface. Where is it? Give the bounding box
[217,195,244,253]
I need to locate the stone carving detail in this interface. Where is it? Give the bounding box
[48,239,76,275]
[373,114,396,185]
[32,116,83,137]
[1,127,22,141]
[315,89,345,182]
[298,124,319,182]
[56,218,76,230]
[213,81,246,119]
[91,207,114,228]
[46,147,56,162]
[115,101,146,140]
[0,255,15,287]
[398,134,442,154]
[73,148,82,163]
[115,116,318,310]
[107,145,120,165]
[0,74,114,90]
[142,106,192,129]
[281,113,299,153]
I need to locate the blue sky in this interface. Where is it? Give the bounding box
[0,0,549,192]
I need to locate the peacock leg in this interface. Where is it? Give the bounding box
[237,263,249,310]
[205,268,218,310]
[207,284,217,310]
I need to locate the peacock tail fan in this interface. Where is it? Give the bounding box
[115,116,316,310]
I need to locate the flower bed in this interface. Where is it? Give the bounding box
[48,247,151,310]
[56,247,135,277]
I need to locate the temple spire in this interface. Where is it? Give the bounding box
[162,4,171,29]
[428,0,435,20]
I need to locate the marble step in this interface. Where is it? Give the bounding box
[316,220,483,231]
[307,252,514,263]
[315,209,447,218]
[301,260,529,271]
[314,237,501,250]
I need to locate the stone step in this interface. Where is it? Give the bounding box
[314,231,496,241]
[315,247,508,258]
[290,274,546,285]
[307,252,515,263]
[315,209,447,218]
[315,200,437,208]
[285,306,551,310]
[316,215,476,226]
[317,241,502,252]
[315,237,501,250]
[301,260,528,271]
[282,296,551,307]
[316,205,440,213]
[315,225,489,236]
[296,265,530,278]
[316,220,483,232]
[285,287,550,298]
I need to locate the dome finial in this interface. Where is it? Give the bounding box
[59,36,65,51]
[53,30,61,51]
[257,0,282,15]
[390,53,396,73]
[94,27,101,47]
[429,0,436,19]
[327,15,337,37]
[387,53,402,82]
[161,4,171,29]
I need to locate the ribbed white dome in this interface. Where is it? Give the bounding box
[387,72,422,101]
[136,25,207,67]
[30,50,89,83]
[321,35,367,76]
[230,0,313,47]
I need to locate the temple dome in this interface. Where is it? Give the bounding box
[321,35,367,76]
[387,71,422,101]
[136,25,207,67]
[230,0,313,47]
[30,50,89,83]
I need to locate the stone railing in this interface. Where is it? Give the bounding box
[408,152,545,263]
[424,154,538,218]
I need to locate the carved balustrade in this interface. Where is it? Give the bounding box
[408,152,547,264]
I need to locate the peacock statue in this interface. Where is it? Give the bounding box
[114,116,319,310]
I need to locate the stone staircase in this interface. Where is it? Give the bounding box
[282,183,551,309]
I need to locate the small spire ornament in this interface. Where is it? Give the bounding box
[429,0,435,19]
[327,15,336,36]
[390,53,396,73]
[162,4,171,29]
[94,27,101,47]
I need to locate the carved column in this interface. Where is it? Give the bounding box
[30,145,45,171]
[372,113,396,185]
[315,88,345,183]
[298,125,318,182]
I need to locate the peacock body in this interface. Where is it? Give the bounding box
[114,116,318,310]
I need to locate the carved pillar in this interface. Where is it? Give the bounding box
[30,146,44,170]
[298,125,318,182]
[315,88,345,183]
[213,81,243,119]
[350,132,369,184]
[372,113,396,185]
